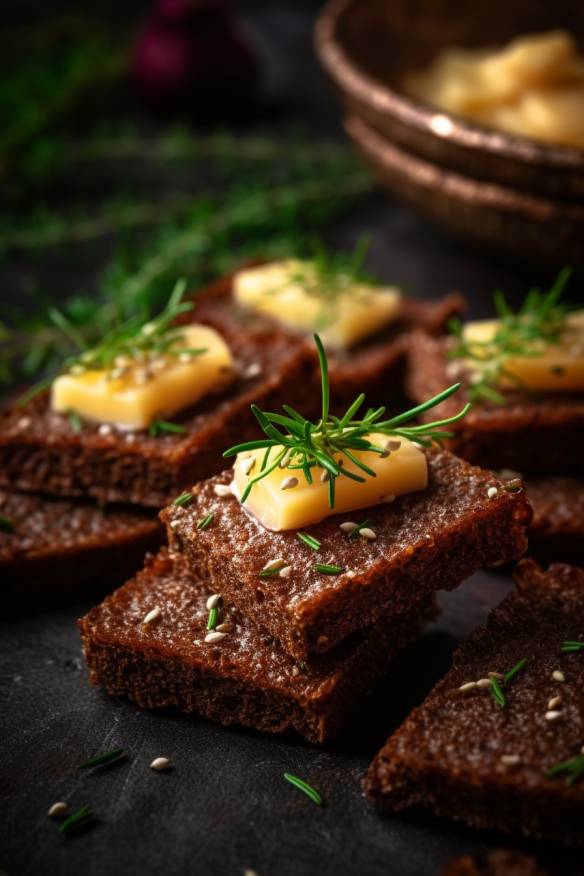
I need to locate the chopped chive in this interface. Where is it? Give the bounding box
[197,513,214,530]
[207,607,218,630]
[489,677,506,709]
[561,640,584,652]
[78,747,125,769]
[173,491,193,507]
[283,772,323,806]
[314,563,344,575]
[297,532,321,551]
[67,409,84,433]
[58,805,94,836]
[149,420,188,437]
[0,514,15,533]
[347,519,370,540]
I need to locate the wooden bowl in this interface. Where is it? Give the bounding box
[315,0,584,261]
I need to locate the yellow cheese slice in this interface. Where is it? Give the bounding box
[233,260,401,349]
[51,324,234,430]
[462,310,584,392]
[232,433,427,531]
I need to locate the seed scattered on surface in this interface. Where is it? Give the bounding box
[552,670,565,682]
[150,757,171,771]
[476,678,492,689]
[458,681,477,693]
[205,631,227,643]
[488,672,504,680]
[279,565,292,578]
[98,423,113,436]
[17,416,31,429]
[206,594,222,611]
[170,520,181,530]
[216,622,233,633]
[381,494,396,503]
[241,457,255,476]
[500,754,520,766]
[281,476,299,490]
[179,352,193,363]
[263,558,285,572]
[545,710,562,722]
[243,362,262,379]
[48,801,69,818]
[291,666,300,676]
[548,695,562,710]
[214,484,232,497]
[359,527,377,540]
[279,449,293,469]
[340,521,358,533]
[487,486,498,499]
[142,606,161,626]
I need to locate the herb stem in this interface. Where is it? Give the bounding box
[283,773,323,806]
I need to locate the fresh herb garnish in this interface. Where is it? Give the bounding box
[173,491,193,507]
[348,519,371,540]
[78,747,125,769]
[490,658,527,709]
[0,514,15,533]
[283,773,323,806]
[259,567,282,578]
[547,754,584,785]
[297,532,321,551]
[224,334,469,508]
[314,563,345,575]
[207,607,218,631]
[197,513,214,530]
[67,408,84,433]
[149,420,188,438]
[561,640,584,653]
[58,804,94,836]
[448,268,572,404]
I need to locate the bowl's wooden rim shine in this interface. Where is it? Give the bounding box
[315,0,584,175]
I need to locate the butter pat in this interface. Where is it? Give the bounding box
[233,434,427,531]
[51,324,234,430]
[463,311,584,392]
[233,260,401,349]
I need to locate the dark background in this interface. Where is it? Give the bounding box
[1,3,583,875]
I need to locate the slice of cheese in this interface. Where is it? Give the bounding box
[462,310,584,392]
[232,433,427,531]
[51,324,234,430]
[233,260,401,349]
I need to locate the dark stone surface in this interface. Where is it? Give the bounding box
[1,3,583,875]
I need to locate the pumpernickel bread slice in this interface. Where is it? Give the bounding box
[365,559,584,847]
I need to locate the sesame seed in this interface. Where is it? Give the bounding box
[216,622,233,633]
[142,606,161,626]
[169,520,181,530]
[458,681,477,693]
[279,565,292,578]
[500,754,520,766]
[98,423,113,436]
[17,416,31,429]
[150,757,171,771]
[48,801,69,818]
[241,457,255,476]
[487,486,498,499]
[545,710,562,722]
[339,521,358,533]
[291,666,300,676]
[476,678,492,689]
[243,362,262,379]
[206,594,222,610]
[488,671,504,680]
[281,476,298,490]
[381,494,396,503]
[279,449,293,469]
[205,631,227,644]
[548,695,562,710]
[262,558,285,572]
[214,484,232,497]
[359,527,377,540]
[179,353,193,363]
[552,670,565,682]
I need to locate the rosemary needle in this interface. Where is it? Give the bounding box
[283,773,323,806]
[207,607,218,630]
[67,409,84,433]
[561,640,584,652]
[197,513,214,530]
[347,519,370,540]
[297,532,321,551]
[58,805,94,836]
[490,658,527,709]
[173,491,193,507]
[78,747,126,769]
[314,563,344,575]
[547,754,584,785]
[149,420,188,437]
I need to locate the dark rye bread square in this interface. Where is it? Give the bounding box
[440,850,549,876]
[525,475,584,567]
[0,307,313,508]
[78,549,435,744]
[0,489,163,600]
[195,268,465,410]
[162,449,531,661]
[405,331,584,475]
[364,559,584,848]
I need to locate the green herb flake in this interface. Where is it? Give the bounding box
[314,563,344,575]
[207,607,218,631]
[58,805,94,836]
[78,747,126,770]
[348,519,370,540]
[547,754,584,786]
[283,772,323,806]
[490,658,527,709]
[197,513,214,530]
[149,420,188,437]
[67,409,84,433]
[296,532,321,551]
[173,491,193,507]
[561,640,584,653]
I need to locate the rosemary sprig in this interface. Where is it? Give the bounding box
[149,420,188,438]
[197,513,214,530]
[58,804,94,836]
[224,334,470,508]
[297,532,321,551]
[283,773,323,806]
[448,268,572,404]
[490,658,527,709]
[78,747,126,769]
[173,491,193,507]
[561,640,584,653]
[547,754,584,785]
[0,514,15,533]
